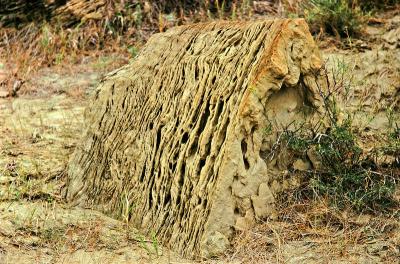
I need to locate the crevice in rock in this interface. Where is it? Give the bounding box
[198,101,211,134]
[182,132,189,144]
[241,139,250,170]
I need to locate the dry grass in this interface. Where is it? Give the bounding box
[0,23,133,96]
[226,197,399,263]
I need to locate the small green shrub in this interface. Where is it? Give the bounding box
[284,121,397,212]
[279,62,398,213]
[380,123,400,166]
[303,0,364,37]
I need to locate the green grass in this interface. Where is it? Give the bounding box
[302,0,364,37]
[283,121,398,213]
[278,60,399,213]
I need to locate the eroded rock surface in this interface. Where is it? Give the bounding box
[66,19,323,258]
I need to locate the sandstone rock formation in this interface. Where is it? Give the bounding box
[65,19,324,258]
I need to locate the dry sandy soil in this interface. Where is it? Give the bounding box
[0,12,399,264]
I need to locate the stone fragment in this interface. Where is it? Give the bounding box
[307,148,323,170]
[200,231,230,258]
[293,159,311,171]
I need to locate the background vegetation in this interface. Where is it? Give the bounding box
[1,0,399,81]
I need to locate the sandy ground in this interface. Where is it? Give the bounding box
[0,13,399,264]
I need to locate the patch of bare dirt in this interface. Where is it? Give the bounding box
[0,201,188,264]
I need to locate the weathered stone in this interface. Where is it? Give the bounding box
[293,159,311,171]
[235,210,255,231]
[65,19,324,258]
[200,231,230,258]
[0,219,15,237]
[383,27,400,46]
[307,147,323,170]
[251,182,276,219]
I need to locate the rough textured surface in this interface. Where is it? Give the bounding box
[65,19,323,258]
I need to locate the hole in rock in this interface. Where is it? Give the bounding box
[148,188,153,208]
[241,139,247,154]
[180,163,186,178]
[188,138,198,156]
[211,76,217,85]
[213,100,224,126]
[195,67,199,81]
[139,164,146,182]
[169,162,177,171]
[244,158,250,170]
[182,132,189,144]
[202,198,208,209]
[164,192,171,206]
[241,139,250,170]
[155,125,163,152]
[198,101,211,134]
[234,207,240,215]
[199,158,206,171]
[251,125,258,134]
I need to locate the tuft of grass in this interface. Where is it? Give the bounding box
[136,232,161,259]
[277,61,398,213]
[127,45,139,58]
[302,0,364,37]
[378,123,400,167]
[284,124,397,212]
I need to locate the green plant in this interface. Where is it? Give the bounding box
[303,0,364,37]
[378,107,400,166]
[151,231,160,256]
[136,232,160,258]
[380,123,400,165]
[263,121,273,136]
[278,62,398,213]
[40,24,51,48]
[284,119,397,213]
[127,45,138,58]
[215,0,226,19]
[133,4,143,27]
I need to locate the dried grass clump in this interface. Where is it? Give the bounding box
[0,21,135,95]
[227,197,400,263]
